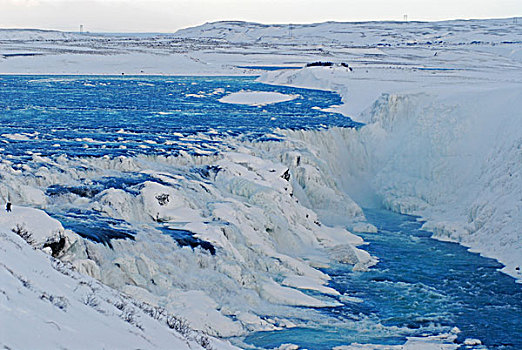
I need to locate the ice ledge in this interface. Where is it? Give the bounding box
[218,90,300,106]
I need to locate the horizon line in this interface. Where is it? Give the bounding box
[1,16,520,35]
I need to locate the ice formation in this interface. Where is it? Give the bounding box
[0,143,376,337]
[218,91,300,106]
[260,68,522,281]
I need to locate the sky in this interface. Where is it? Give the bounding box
[0,0,521,33]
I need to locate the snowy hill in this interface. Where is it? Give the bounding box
[173,18,522,46]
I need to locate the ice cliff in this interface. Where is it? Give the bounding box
[260,67,522,281]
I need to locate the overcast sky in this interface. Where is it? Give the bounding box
[1,0,521,33]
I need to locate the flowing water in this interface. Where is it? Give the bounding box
[243,209,522,349]
[0,75,357,160]
[0,75,354,248]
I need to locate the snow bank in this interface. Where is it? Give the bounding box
[262,66,522,281]
[258,65,440,121]
[0,206,63,246]
[219,91,299,106]
[0,208,237,350]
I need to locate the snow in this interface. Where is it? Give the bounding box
[0,147,375,338]
[173,19,522,47]
[2,18,521,77]
[282,275,340,296]
[261,68,522,282]
[258,279,341,307]
[0,208,238,350]
[218,91,299,106]
[0,206,64,246]
[249,18,522,283]
[1,133,34,141]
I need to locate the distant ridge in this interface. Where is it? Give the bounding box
[172,18,522,45]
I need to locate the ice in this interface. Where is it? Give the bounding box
[218,90,300,106]
[258,279,341,307]
[1,133,33,141]
[282,275,340,296]
[0,209,238,350]
[0,142,375,336]
[334,333,460,350]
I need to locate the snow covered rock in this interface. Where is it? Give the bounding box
[0,213,238,350]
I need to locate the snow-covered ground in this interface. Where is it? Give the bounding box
[1,17,521,348]
[0,207,237,349]
[2,18,522,76]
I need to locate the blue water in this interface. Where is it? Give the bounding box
[237,66,302,71]
[243,209,522,349]
[0,75,355,250]
[0,75,357,160]
[50,209,136,248]
[417,67,458,71]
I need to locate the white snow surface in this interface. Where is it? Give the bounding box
[218,90,299,106]
[259,68,522,282]
[2,18,522,76]
[174,19,522,46]
[0,208,237,350]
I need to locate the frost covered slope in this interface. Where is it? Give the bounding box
[260,67,522,280]
[0,207,237,350]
